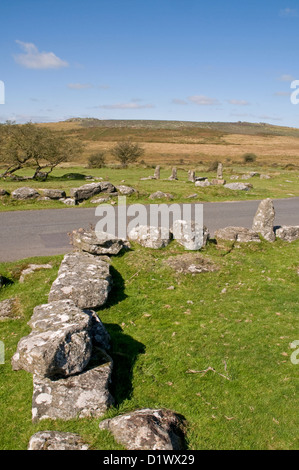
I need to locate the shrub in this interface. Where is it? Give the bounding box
[87,152,106,169]
[242,153,257,163]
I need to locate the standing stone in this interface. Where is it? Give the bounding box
[154,165,160,179]
[188,170,195,182]
[217,163,223,179]
[168,167,178,180]
[99,408,186,450]
[252,198,275,242]
[28,431,89,450]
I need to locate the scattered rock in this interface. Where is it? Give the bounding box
[149,191,174,200]
[164,253,219,274]
[0,298,18,320]
[275,225,299,242]
[186,193,198,199]
[48,252,112,309]
[32,349,114,422]
[0,189,9,196]
[230,175,239,180]
[90,196,111,204]
[224,182,252,191]
[60,198,76,205]
[99,408,186,450]
[70,182,117,202]
[172,220,209,250]
[260,174,271,179]
[11,187,40,200]
[28,431,89,450]
[210,179,226,185]
[252,198,275,242]
[214,226,261,243]
[19,264,52,283]
[116,185,136,195]
[128,225,172,249]
[70,228,130,255]
[195,180,210,187]
[41,189,66,199]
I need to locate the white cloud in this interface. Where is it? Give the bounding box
[14,40,69,69]
[95,102,155,109]
[278,74,295,82]
[228,99,250,106]
[67,83,93,89]
[188,95,220,106]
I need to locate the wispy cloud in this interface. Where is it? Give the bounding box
[172,98,188,105]
[67,83,93,89]
[14,40,69,69]
[95,102,155,110]
[188,95,220,106]
[228,99,250,106]
[279,8,298,17]
[278,74,295,82]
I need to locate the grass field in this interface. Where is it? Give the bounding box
[0,238,298,450]
[0,165,299,213]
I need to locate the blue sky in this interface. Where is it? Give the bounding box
[1,0,299,126]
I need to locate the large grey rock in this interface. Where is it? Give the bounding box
[28,431,89,450]
[99,408,186,450]
[128,225,172,249]
[48,252,111,309]
[70,181,117,202]
[70,228,129,255]
[275,225,299,242]
[32,349,114,422]
[195,180,210,187]
[41,189,66,199]
[172,220,209,250]
[11,300,95,378]
[214,226,261,243]
[224,182,252,191]
[11,187,40,200]
[252,198,275,242]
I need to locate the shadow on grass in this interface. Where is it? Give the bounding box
[105,323,146,406]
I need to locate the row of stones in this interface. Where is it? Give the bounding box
[12,233,186,450]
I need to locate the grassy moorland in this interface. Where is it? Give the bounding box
[0,165,299,213]
[0,237,298,450]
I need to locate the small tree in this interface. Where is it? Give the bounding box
[0,122,83,180]
[110,139,144,168]
[87,152,106,169]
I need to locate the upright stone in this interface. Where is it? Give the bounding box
[168,167,178,180]
[217,163,223,179]
[252,198,275,242]
[154,165,160,179]
[188,170,195,182]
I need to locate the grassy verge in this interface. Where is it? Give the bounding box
[0,238,298,450]
[0,165,298,212]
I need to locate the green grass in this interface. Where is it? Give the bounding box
[0,165,298,212]
[0,238,298,450]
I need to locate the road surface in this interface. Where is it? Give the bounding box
[0,198,298,261]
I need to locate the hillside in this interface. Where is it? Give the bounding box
[39,119,299,166]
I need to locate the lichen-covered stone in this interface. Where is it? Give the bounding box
[28,431,89,450]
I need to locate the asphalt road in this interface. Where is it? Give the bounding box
[0,197,298,261]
